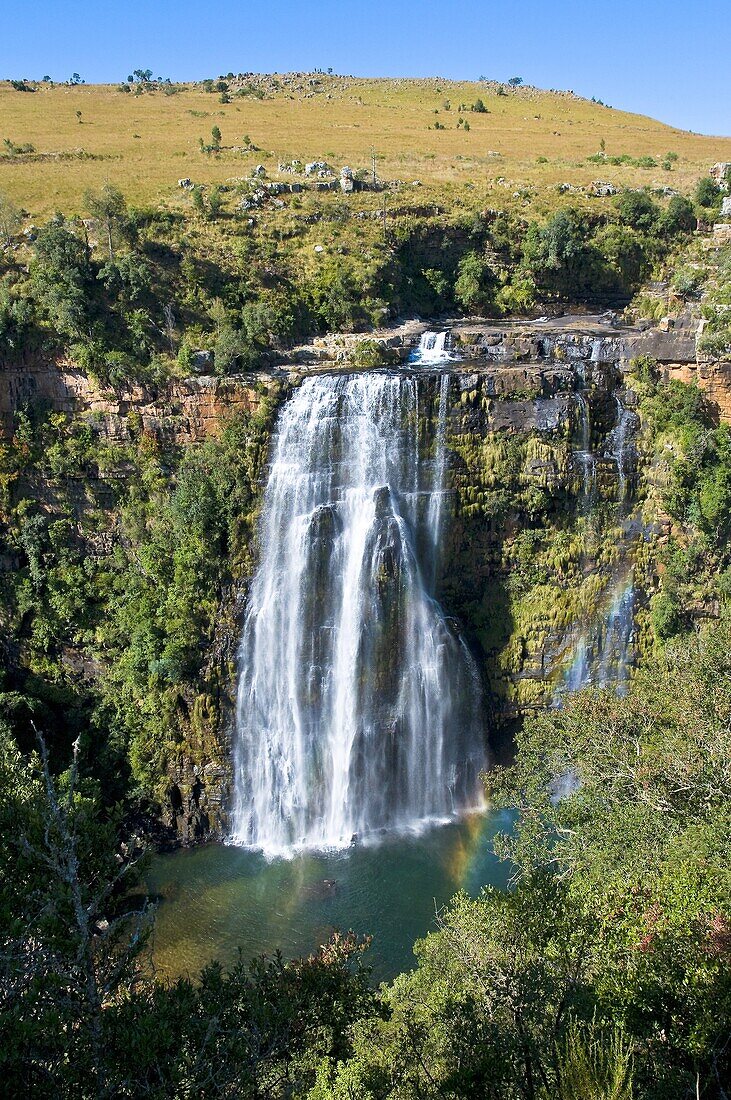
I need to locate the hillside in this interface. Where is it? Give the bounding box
[2,73,730,215]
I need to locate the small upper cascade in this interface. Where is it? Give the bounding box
[410,330,455,365]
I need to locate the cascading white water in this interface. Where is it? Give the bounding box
[574,393,595,503]
[559,391,638,699]
[596,579,635,691]
[232,372,485,854]
[412,330,453,365]
[606,395,638,502]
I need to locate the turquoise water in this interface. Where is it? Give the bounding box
[145,810,514,982]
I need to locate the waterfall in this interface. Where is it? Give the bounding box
[426,374,449,586]
[232,373,485,854]
[411,330,453,365]
[557,573,635,699]
[596,580,635,692]
[574,392,595,503]
[606,395,638,502]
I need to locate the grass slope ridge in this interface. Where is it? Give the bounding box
[1,73,730,215]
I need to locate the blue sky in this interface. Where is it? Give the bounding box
[2,0,728,136]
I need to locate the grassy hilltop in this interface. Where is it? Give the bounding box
[2,72,730,215]
[2,70,731,387]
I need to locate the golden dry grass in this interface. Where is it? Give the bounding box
[1,75,730,218]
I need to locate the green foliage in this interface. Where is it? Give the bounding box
[615,190,660,232]
[349,339,399,368]
[84,183,129,260]
[495,272,537,315]
[319,624,731,1099]
[0,724,375,1098]
[0,393,278,796]
[555,1019,634,1100]
[698,249,731,357]
[660,194,696,235]
[31,217,94,341]
[0,273,36,359]
[454,250,497,312]
[0,729,150,1097]
[0,189,22,246]
[587,153,657,169]
[695,176,721,209]
[521,207,631,299]
[650,591,684,640]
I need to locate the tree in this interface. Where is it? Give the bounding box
[208,185,223,219]
[508,75,524,85]
[489,623,731,1095]
[211,124,222,149]
[522,207,604,297]
[83,184,128,261]
[454,251,497,313]
[320,622,731,1099]
[615,189,660,231]
[31,218,94,341]
[695,176,721,209]
[0,726,150,1097]
[0,190,22,247]
[659,194,696,235]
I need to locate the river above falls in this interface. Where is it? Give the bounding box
[145,809,513,982]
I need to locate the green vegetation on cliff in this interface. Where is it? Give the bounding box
[0,390,278,804]
[631,361,731,637]
[0,150,721,394]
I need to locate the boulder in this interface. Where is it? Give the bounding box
[590,180,618,197]
[191,350,213,373]
[710,162,731,191]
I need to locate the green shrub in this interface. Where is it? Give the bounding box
[695,176,721,208]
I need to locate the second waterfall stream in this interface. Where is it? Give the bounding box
[232,372,485,853]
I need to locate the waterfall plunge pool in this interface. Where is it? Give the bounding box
[145,809,513,982]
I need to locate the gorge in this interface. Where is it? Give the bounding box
[146,323,647,976]
[2,61,730,1095]
[0,310,721,977]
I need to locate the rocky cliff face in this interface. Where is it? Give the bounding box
[286,314,731,423]
[0,358,271,443]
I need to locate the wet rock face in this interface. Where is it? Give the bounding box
[165,760,232,843]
